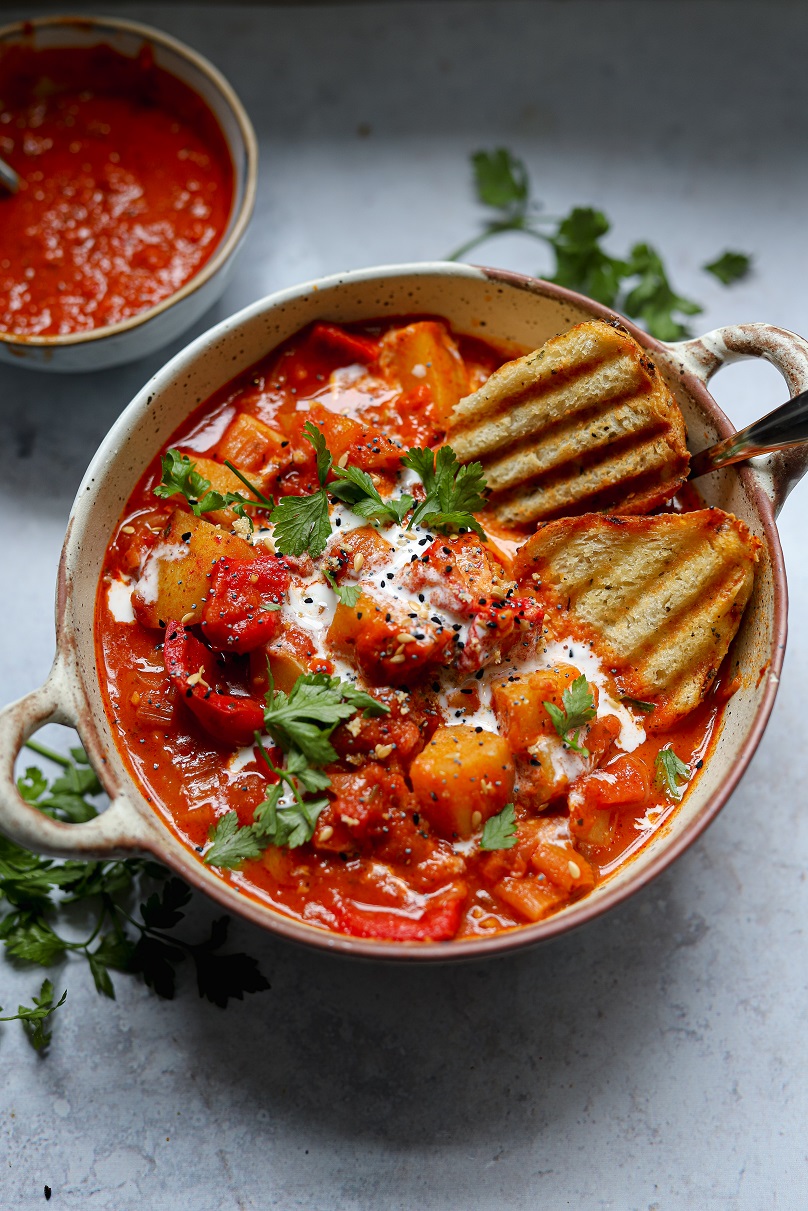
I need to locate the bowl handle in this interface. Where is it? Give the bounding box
[0,669,157,860]
[660,322,808,515]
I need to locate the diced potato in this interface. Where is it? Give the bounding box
[184,454,265,526]
[250,626,317,694]
[492,663,591,753]
[409,725,515,839]
[492,876,568,923]
[327,526,394,578]
[527,818,595,894]
[216,413,286,472]
[132,511,255,629]
[378,321,468,427]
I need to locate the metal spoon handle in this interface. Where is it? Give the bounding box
[0,155,20,195]
[689,387,808,479]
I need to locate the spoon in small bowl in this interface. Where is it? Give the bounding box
[689,388,808,479]
[0,155,21,195]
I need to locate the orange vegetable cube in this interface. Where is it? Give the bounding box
[132,511,255,629]
[216,413,286,472]
[378,321,468,427]
[409,725,515,839]
[492,663,593,754]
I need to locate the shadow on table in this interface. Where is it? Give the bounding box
[178,854,709,1149]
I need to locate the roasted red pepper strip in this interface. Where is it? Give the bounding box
[163,622,264,747]
[311,322,381,364]
[330,888,466,941]
[200,554,290,654]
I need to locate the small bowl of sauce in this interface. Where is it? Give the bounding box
[0,16,257,371]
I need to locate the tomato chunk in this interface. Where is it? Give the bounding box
[330,887,466,941]
[200,554,290,653]
[311,322,381,364]
[163,622,264,747]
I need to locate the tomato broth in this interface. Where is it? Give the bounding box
[0,42,234,337]
[95,318,726,943]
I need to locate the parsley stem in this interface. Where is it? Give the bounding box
[254,735,306,809]
[222,461,275,508]
[24,739,71,769]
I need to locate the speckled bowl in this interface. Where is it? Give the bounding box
[0,15,257,373]
[0,262,806,960]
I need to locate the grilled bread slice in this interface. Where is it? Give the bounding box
[448,319,689,527]
[513,510,759,729]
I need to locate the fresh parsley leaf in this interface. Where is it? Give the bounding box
[402,445,488,538]
[17,767,48,804]
[480,803,518,851]
[543,675,597,756]
[253,782,328,850]
[285,749,333,793]
[623,243,703,341]
[303,420,333,487]
[330,463,414,525]
[0,979,67,1053]
[547,207,629,307]
[1,916,67,966]
[205,810,264,868]
[323,569,362,608]
[264,672,387,765]
[270,490,332,559]
[473,148,529,213]
[621,696,657,714]
[704,251,752,285]
[655,746,691,800]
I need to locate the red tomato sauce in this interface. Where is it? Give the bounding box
[0,42,234,337]
[95,318,726,942]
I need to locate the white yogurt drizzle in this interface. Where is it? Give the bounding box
[110,463,645,768]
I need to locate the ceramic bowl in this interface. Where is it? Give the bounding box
[0,15,257,373]
[1,262,806,960]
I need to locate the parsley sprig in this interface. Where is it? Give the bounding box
[2,743,270,1052]
[449,148,752,341]
[205,672,390,869]
[543,675,597,757]
[0,979,66,1052]
[155,449,274,523]
[402,446,488,539]
[655,746,691,800]
[269,423,490,558]
[479,803,518,851]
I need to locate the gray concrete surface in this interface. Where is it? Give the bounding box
[0,3,806,1207]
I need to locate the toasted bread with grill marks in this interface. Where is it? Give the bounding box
[513,510,759,729]
[448,319,689,528]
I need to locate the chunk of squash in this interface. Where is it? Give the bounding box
[182,454,266,526]
[215,413,286,472]
[491,663,593,753]
[378,321,468,428]
[132,511,256,629]
[409,724,515,839]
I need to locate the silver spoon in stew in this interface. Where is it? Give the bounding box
[0,155,21,195]
[689,388,808,478]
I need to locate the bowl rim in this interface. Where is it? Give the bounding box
[0,13,258,349]
[61,260,788,961]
